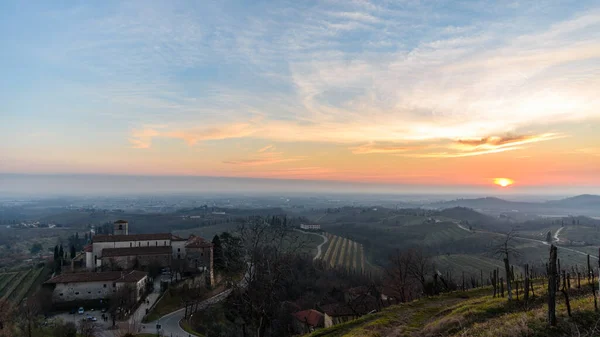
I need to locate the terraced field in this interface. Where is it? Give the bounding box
[321,233,366,273]
[0,267,45,303]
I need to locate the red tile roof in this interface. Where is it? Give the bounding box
[93,233,173,242]
[292,309,324,327]
[102,246,172,257]
[185,235,213,248]
[45,270,147,284]
[321,295,379,317]
[83,244,92,253]
[114,220,128,224]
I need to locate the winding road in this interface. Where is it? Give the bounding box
[141,289,232,337]
[453,222,596,260]
[295,229,328,260]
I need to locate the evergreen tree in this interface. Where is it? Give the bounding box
[53,245,59,261]
[58,245,64,264]
[212,235,224,271]
[70,245,76,259]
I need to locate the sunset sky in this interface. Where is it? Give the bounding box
[1,0,599,190]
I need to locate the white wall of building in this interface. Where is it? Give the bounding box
[52,276,148,303]
[52,281,115,302]
[91,239,172,267]
[171,241,187,259]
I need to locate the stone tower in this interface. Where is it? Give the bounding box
[113,220,128,235]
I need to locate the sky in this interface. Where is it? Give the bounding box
[1,0,600,193]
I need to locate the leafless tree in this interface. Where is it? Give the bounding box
[18,295,41,337]
[385,249,416,303]
[78,319,98,337]
[0,299,15,337]
[492,229,520,301]
[229,216,308,337]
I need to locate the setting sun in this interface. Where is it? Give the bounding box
[494,178,514,187]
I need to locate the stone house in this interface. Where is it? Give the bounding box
[44,270,148,303]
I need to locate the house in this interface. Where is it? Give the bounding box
[44,270,148,303]
[86,220,214,284]
[291,309,324,334]
[320,294,380,328]
[300,223,321,231]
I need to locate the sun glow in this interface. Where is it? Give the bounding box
[494,178,514,187]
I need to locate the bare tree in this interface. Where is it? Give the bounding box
[78,320,98,337]
[0,299,15,337]
[18,296,41,337]
[386,249,416,303]
[492,229,520,301]
[229,216,308,337]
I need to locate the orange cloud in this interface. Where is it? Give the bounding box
[350,142,427,154]
[454,133,563,150]
[129,123,256,148]
[223,150,304,166]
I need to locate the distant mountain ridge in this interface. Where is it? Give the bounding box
[425,194,600,215]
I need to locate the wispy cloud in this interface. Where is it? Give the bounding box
[350,142,427,154]
[223,147,304,166]
[258,145,275,153]
[350,133,563,158]
[129,123,256,148]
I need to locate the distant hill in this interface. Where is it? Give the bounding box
[428,197,527,210]
[425,194,600,216]
[438,206,498,224]
[546,194,600,208]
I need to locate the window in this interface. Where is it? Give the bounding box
[87,291,91,294]
[113,282,116,287]
[130,242,132,247]
[164,241,167,246]
[119,224,123,230]
[103,284,107,288]
[59,293,63,296]
[147,242,149,246]
[155,242,158,246]
[177,248,180,252]
[201,253,204,256]
[138,242,141,247]
[177,254,181,259]
[75,292,79,295]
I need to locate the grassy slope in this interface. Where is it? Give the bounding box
[306,280,600,337]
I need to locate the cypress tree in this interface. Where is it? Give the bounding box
[212,235,224,271]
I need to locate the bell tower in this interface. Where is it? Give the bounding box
[114,220,129,235]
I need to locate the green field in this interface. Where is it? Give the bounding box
[320,233,367,273]
[0,267,46,304]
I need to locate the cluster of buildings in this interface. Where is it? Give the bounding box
[291,285,384,334]
[299,223,321,231]
[44,220,214,306]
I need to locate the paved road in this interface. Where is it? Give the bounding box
[141,267,251,337]
[554,227,564,242]
[140,289,232,337]
[295,229,328,260]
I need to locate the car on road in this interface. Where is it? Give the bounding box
[86,316,97,322]
[78,307,84,315]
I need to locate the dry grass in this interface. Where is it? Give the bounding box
[306,279,600,337]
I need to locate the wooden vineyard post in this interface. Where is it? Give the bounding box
[524,264,530,307]
[588,255,592,283]
[548,245,557,326]
[481,270,483,288]
[500,277,504,297]
[561,270,572,317]
[492,270,497,297]
[557,258,561,290]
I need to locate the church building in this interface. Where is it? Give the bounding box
[85,220,214,284]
